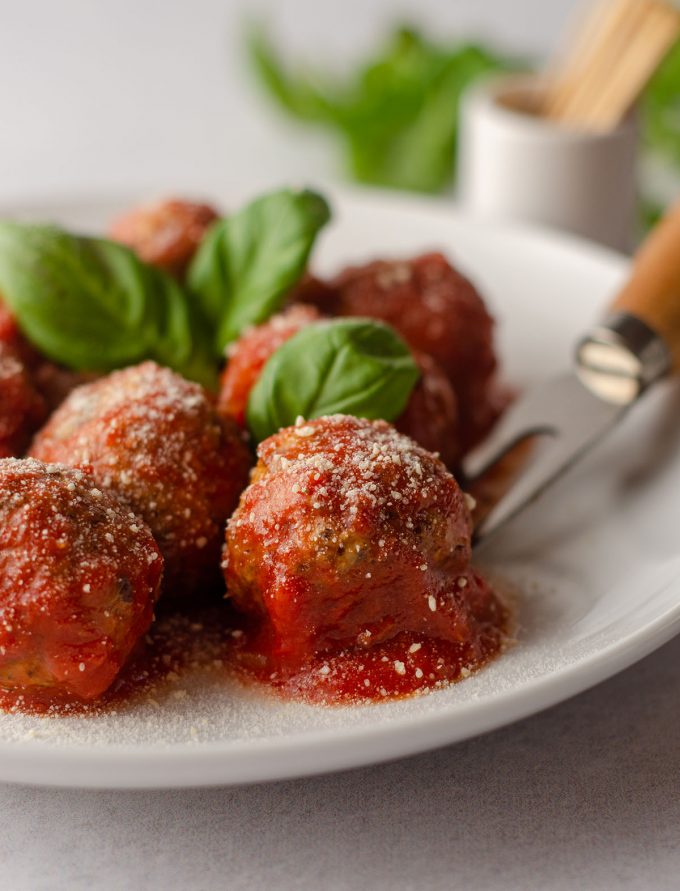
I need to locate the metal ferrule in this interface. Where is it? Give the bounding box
[575,312,671,405]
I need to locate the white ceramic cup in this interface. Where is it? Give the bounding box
[458,74,638,252]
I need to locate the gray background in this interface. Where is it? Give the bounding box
[1,1,678,888]
[0,0,573,202]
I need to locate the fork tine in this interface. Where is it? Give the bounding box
[463,372,630,544]
[463,372,623,483]
[473,400,626,544]
[463,390,559,481]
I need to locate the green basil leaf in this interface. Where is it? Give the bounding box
[246,318,420,442]
[187,187,331,352]
[248,25,520,193]
[247,23,339,123]
[0,222,217,388]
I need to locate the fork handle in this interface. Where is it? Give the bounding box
[610,198,680,370]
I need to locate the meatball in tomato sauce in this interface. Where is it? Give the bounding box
[0,300,93,433]
[302,253,504,451]
[219,306,462,467]
[0,304,46,457]
[31,362,251,599]
[219,304,322,427]
[395,351,460,468]
[0,349,46,459]
[0,302,22,352]
[109,198,218,276]
[224,415,507,702]
[0,459,162,702]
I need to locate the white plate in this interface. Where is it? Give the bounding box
[1,187,680,789]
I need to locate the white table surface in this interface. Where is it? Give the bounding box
[1,1,679,888]
[3,633,680,890]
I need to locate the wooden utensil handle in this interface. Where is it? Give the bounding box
[611,199,680,370]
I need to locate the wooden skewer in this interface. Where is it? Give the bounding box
[544,0,639,120]
[562,0,679,127]
[549,0,653,124]
[579,2,680,128]
[542,0,680,131]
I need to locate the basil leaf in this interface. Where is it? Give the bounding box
[187,187,331,352]
[0,222,217,388]
[249,25,519,193]
[246,318,420,442]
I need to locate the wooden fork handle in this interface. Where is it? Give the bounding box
[611,198,680,370]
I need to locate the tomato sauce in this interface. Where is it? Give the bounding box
[0,606,236,716]
[0,587,510,714]
[0,441,520,716]
[227,612,508,705]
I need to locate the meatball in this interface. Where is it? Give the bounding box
[31,362,97,414]
[0,301,19,347]
[395,351,460,467]
[224,415,506,683]
[0,301,40,367]
[218,306,462,466]
[0,342,46,458]
[287,273,335,307]
[302,253,502,450]
[109,198,219,276]
[31,362,251,598]
[219,304,322,426]
[1,299,93,416]
[0,458,162,701]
